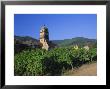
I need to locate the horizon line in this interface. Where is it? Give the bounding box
[14,35,97,40]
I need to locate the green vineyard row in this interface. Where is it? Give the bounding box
[14,47,97,76]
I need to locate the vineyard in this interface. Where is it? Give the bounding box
[14,47,97,76]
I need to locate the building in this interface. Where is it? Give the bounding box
[83,45,89,50]
[74,45,78,50]
[40,25,49,50]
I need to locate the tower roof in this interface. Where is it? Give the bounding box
[41,25,48,30]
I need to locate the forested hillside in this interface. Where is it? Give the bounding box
[52,37,96,48]
[15,36,97,49]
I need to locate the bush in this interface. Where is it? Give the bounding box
[14,47,97,76]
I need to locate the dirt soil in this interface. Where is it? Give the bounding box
[63,62,97,76]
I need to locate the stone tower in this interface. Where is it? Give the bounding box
[40,25,49,50]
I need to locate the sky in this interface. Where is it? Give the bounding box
[14,14,97,40]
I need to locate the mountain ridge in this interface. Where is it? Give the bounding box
[14,35,96,47]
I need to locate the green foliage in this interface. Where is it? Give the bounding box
[52,37,97,48]
[14,47,97,76]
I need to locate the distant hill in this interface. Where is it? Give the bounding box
[14,36,97,54]
[14,35,39,45]
[14,36,41,54]
[52,37,97,48]
[14,36,56,54]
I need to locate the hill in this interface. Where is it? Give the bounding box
[14,35,39,45]
[14,36,56,54]
[52,37,97,48]
[14,36,97,54]
[14,36,41,54]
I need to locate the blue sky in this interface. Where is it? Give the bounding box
[14,14,97,40]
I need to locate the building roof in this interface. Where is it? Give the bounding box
[41,25,48,30]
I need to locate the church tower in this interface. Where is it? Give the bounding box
[40,25,49,50]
